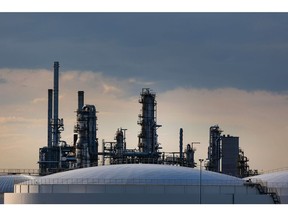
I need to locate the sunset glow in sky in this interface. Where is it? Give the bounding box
[1,13,288,172]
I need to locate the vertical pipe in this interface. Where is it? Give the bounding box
[47,89,53,148]
[199,159,204,204]
[179,128,183,163]
[78,91,84,111]
[53,61,59,147]
[102,139,105,165]
[73,134,78,147]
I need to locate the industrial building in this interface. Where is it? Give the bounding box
[4,164,275,204]
[206,125,258,178]
[221,135,239,177]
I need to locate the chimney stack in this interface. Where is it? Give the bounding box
[53,61,59,147]
[78,91,84,111]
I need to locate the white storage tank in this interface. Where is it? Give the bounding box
[0,174,36,204]
[5,164,274,204]
[247,169,288,204]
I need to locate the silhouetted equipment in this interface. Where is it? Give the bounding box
[185,143,196,167]
[39,62,75,175]
[207,125,222,172]
[52,62,60,147]
[75,104,98,168]
[238,148,258,178]
[161,129,198,167]
[38,61,258,176]
[47,89,53,149]
[205,125,258,178]
[102,88,163,164]
[137,88,162,162]
[39,62,98,175]
[221,135,239,177]
[179,128,183,165]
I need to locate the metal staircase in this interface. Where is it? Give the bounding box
[245,180,281,204]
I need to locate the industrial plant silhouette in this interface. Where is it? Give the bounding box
[1,62,287,204]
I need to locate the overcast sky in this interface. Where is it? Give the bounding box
[1,13,288,172]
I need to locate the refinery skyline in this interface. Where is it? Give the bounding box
[1,13,288,172]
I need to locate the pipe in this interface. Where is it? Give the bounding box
[53,61,59,147]
[47,89,53,148]
[179,128,183,162]
[78,91,84,111]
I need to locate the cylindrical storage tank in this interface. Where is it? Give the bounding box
[0,175,36,204]
[5,164,275,204]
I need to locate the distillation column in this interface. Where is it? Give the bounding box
[75,91,98,167]
[185,144,195,167]
[137,88,162,161]
[115,128,124,156]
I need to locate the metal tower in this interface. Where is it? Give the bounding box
[75,91,98,168]
[137,88,162,161]
[207,125,222,172]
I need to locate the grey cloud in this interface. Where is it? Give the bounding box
[0,78,7,84]
[0,13,288,92]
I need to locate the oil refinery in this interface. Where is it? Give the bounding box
[1,61,288,204]
[37,62,256,177]
[38,62,197,175]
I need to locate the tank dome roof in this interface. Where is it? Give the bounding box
[248,169,288,186]
[38,164,243,185]
[0,175,36,193]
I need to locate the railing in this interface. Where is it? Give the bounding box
[0,169,39,175]
[259,167,288,175]
[18,178,244,186]
[245,178,282,204]
[249,178,288,188]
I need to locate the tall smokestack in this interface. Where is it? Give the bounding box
[53,61,59,147]
[78,91,84,111]
[47,89,53,148]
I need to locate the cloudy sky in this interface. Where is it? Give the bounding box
[0,13,288,172]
